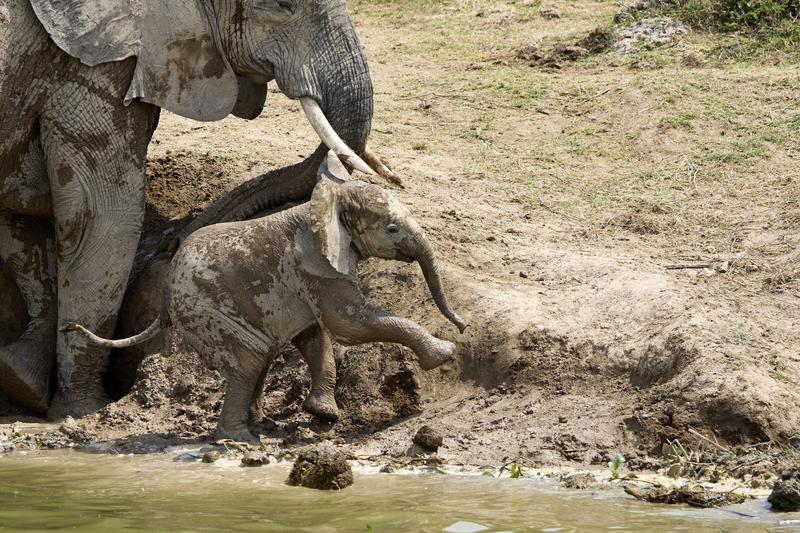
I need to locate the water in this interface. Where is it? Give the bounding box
[0,450,797,532]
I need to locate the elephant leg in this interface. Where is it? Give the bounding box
[248,364,269,424]
[0,211,57,413]
[319,289,455,371]
[292,325,339,422]
[40,83,159,419]
[218,359,266,444]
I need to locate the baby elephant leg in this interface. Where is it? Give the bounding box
[292,326,339,422]
[216,350,269,443]
[321,297,455,371]
[248,365,269,424]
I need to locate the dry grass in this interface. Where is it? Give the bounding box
[350,0,800,296]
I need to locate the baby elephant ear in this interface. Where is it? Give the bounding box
[310,152,353,275]
[318,150,352,183]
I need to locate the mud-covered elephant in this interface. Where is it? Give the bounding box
[0,0,382,417]
[67,151,467,441]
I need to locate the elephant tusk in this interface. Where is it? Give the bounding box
[299,97,375,176]
[362,146,404,188]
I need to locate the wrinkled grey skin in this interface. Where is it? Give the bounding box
[67,153,467,442]
[0,0,373,417]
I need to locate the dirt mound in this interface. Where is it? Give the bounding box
[143,150,239,237]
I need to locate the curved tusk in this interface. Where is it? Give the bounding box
[300,97,374,175]
[362,146,404,188]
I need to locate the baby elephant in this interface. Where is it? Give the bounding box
[67,151,467,442]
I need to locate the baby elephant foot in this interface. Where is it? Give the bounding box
[214,426,260,445]
[417,338,456,371]
[302,392,340,422]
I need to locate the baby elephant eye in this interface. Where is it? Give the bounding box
[386,223,400,234]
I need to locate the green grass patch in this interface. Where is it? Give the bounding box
[652,0,800,60]
[659,112,697,130]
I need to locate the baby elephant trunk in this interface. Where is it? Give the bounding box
[408,231,468,333]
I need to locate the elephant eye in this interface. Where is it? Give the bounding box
[277,0,295,12]
[386,224,400,234]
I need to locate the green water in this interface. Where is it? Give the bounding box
[0,450,796,532]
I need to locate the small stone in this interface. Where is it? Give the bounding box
[202,451,221,463]
[241,452,270,467]
[413,425,444,452]
[519,272,528,279]
[380,464,396,473]
[539,6,561,19]
[562,472,595,489]
[559,416,568,423]
[287,443,353,490]
[613,18,686,55]
[769,472,800,512]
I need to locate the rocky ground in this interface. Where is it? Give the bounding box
[2,0,800,508]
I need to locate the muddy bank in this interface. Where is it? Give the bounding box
[3,146,800,483]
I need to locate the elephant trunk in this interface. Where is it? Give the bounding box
[408,231,468,333]
[171,21,374,247]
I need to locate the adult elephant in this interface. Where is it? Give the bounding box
[0,0,377,418]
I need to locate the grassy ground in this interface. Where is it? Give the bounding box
[350,0,800,296]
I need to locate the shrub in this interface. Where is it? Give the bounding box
[663,0,799,31]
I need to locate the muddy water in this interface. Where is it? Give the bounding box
[0,450,794,532]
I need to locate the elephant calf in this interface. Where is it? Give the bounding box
[66,152,467,442]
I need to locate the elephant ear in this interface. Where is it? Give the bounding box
[309,151,353,275]
[30,0,238,121]
[231,76,268,120]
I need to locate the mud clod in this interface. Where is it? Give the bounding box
[202,451,221,463]
[768,471,800,512]
[577,27,615,53]
[623,483,746,508]
[539,7,561,19]
[287,443,353,490]
[551,44,588,61]
[413,425,444,452]
[241,452,270,467]
[561,472,595,489]
[58,417,95,444]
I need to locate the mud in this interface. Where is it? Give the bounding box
[2,141,799,490]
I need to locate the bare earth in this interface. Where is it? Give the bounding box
[2,0,799,476]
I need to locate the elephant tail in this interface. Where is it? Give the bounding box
[61,318,163,349]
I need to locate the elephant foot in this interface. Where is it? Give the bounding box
[214,426,260,444]
[0,341,52,414]
[303,393,340,422]
[417,338,455,371]
[47,388,111,421]
[248,403,266,424]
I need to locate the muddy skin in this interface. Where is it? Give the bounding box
[68,153,465,441]
[1,0,374,417]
